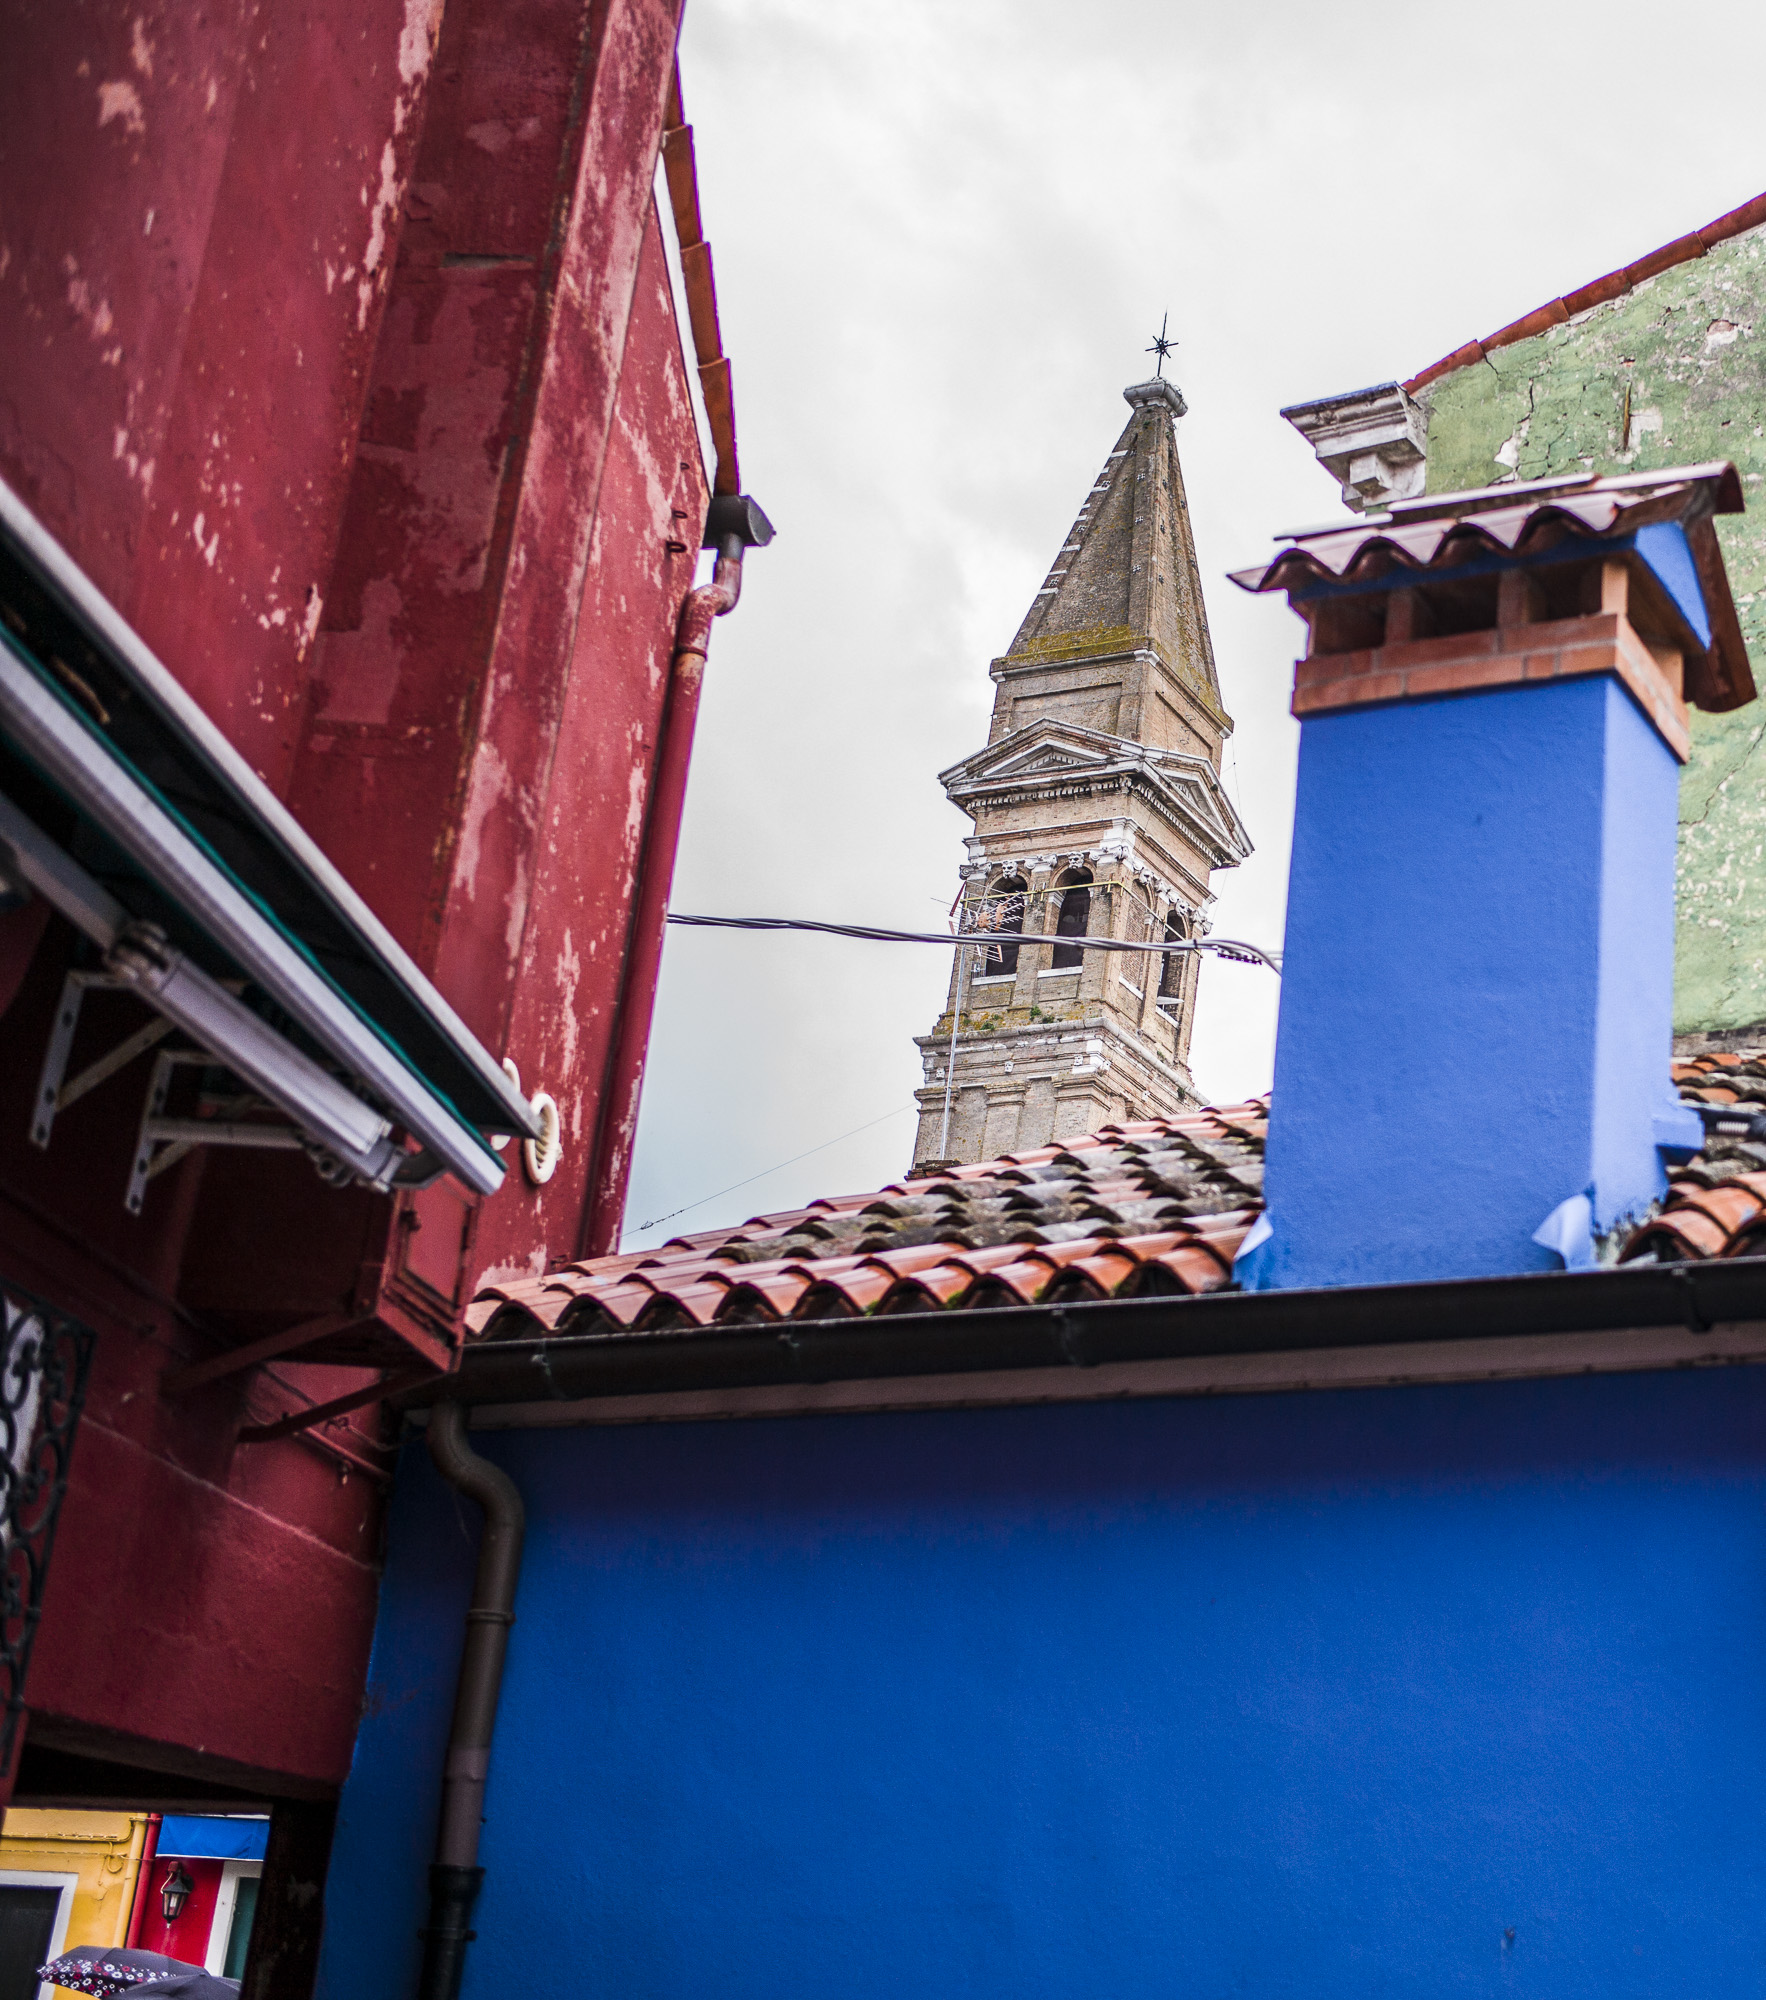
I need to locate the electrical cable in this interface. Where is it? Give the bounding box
[629,1102,918,1238]
[665,912,1281,972]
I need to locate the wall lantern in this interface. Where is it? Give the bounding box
[160,1860,194,1924]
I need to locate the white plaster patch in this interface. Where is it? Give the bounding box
[475,1249,549,1291]
[130,17,154,76]
[312,576,404,724]
[553,927,583,1079]
[298,585,324,661]
[63,267,116,344]
[456,740,514,901]
[97,80,145,136]
[191,512,219,566]
[504,853,530,959]
[357,140,402,330]
[398,0,443,88]
[392,0,443,132]
[623,754,648,859]
[1707,318,1745,349]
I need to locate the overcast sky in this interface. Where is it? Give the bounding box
[621,0,1766,1249]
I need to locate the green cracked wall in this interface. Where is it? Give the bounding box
[1420,224,1766,1037]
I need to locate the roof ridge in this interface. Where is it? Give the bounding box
[1404,190,1766,396]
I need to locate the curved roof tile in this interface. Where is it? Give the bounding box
[474,1064,1766,1338]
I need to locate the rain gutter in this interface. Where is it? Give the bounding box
[402,1257,1766,1425]
[658,63,739,497]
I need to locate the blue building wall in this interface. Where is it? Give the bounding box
[1258,676,1683,1290]
[320,1369,1766,1999]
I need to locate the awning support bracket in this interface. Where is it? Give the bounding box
[162,1311,361,1396]
[126,1048,314,1214]
[236,1368,432,1444]
[31,968,175,1148]
[27,965,360,1212]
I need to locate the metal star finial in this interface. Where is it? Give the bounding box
[1146,313,1177,379]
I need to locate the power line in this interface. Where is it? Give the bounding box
[665,911,1281,972]
[629,1103,917,1239]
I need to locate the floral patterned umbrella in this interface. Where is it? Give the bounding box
[38,1946,239,1998]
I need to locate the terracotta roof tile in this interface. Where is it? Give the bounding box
[712,1272,809,1321]
[969,1254,1062,1308]
[1621,1206,1736,1264]
[1146,1243,1236,1294]
[468,1101,1275,1340]
[1618,1067,1766,1268]
[800,1266,901,1316]
[877,1264,977,1314]
[468,1067,1766,1344]
[1668,1182,1766,1238]
[562,1284,653,1331]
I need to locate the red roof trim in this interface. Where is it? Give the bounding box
[1404,192,1766,396]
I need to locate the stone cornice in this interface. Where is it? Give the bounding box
[939,720,1252,872]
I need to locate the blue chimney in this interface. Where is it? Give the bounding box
[1231,466,1753,1288]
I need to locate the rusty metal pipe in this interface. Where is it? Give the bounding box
[579,537,746,1254]
[416,1402,525,2000]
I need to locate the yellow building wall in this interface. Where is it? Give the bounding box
[0,1809,150,1971]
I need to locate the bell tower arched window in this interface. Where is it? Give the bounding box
[1159,910,1188,1000]
[981,877,1026,976]
[1051,869,1093,970]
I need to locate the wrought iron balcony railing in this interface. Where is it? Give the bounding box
[0,1274,93,1770]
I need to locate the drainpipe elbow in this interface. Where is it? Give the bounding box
[672,493,773,664]
[674,537,744,664]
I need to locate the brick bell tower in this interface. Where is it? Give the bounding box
[910,375,1252,1169]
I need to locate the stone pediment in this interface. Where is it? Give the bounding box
[987,736,1115,781]
[938,719,1252,868]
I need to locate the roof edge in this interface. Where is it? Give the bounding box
[405,1256,1766,1414]
[1404,190,1766,396]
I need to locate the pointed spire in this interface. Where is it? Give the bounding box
[1005,378,1220,706]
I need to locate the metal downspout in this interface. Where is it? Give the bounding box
[415,1403,526,2000]
[121,1813,158,1949]
[579,495,772,1256]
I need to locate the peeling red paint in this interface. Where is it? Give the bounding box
[0,0,443,791]
[284,0,702,1282]
[0,0,709,1831]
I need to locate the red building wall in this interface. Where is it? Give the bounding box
[0,0,707,1811]
[134,1857,224,1970]
[0,0,443,794]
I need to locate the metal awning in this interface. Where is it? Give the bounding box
[0,476,538,1199]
